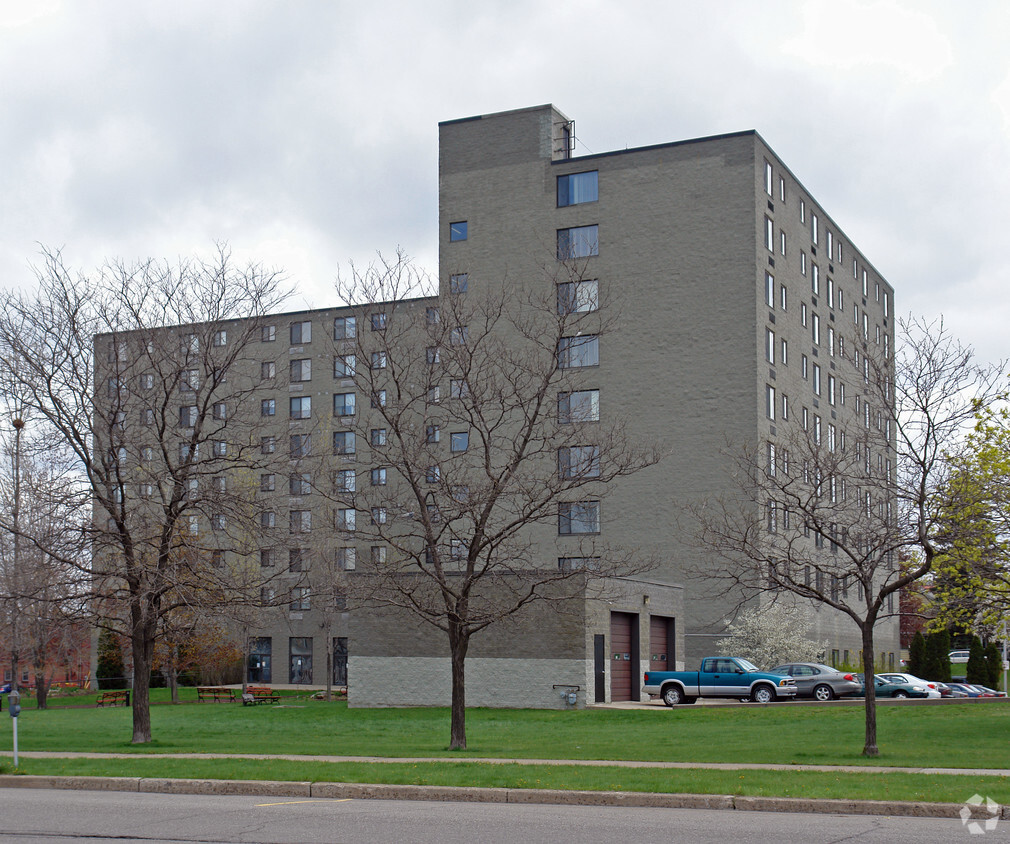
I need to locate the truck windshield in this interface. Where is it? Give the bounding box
[737,659,760,672]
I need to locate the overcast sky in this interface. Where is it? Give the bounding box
[1,0,1008,363]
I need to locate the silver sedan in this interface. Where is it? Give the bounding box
[767,663,863,700]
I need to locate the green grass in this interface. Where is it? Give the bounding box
[2,694,1009,769]
[0,756,1007,805]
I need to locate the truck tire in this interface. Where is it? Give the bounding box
[751,684,775,703]
[662,685,684,706]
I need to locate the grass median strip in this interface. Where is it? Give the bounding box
[1,756,1007,805]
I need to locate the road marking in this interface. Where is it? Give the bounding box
[256,799,352,806]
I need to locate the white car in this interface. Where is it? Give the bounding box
[949,650,970,664]
[877,672,942,698]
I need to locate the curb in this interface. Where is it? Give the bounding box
[1,775,1007,819]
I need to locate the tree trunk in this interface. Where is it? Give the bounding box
[130,608,155,744]
[33,659,47,710]
[860,624,878,757]
[448,620,469,751]
[168,661,179,705]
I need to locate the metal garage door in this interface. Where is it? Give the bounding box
[610,612,635,702]
[650,616,669,673]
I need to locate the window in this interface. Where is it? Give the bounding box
[333,393,356,417]
[334,354,355,377]
[450,379,469,399]
[426,465,440,484]
[290,473,311,495]
[140,373,154,390]
[333,431,355,455]
[862,269,868,297]
[558,335,599,368]
[290,510,312,533]
[371,390,387,408]
[370,312,387,331]
[811,263,820,296]
[260,550,274,568]
[426,307,440,325]
[261,398,276,416]
[261,324,276,343]
[337,508,356,531]
[450,326,468,345]
[336,548,356,571]
[763,160,773,196]
[426,346,441,365]
[180,370,199,392]
[142,446,154,462]
[559,501,600,534]
[765,272,774,308]
[800,251,807,276]
[764,216,774,251]
[800,198,806,223]
[557,171,599,206]
[370,428,387,447]
[139,482,154,499]
[426,424,440,443]
[781,393,789,420]
[557,279,599,314]
[449,221,468,241]
[765,385,776,421]
[290,359,311,382]
[289,548,306,573]
[828,375,836,406]
[334,316,356,340]
[427,385,441,404]
[558,445,600,479]
[558,389,599,423]
[450,432,469,453]
[260,510,275,529]
[181,333,199,354]
[779,175,786,201]
[827,277,835,309]
[371,546,386,564]
[213,330,227,347]
[335,469,356,492]
[780,230,787,256]
[780,284,788,311]
[811,213,819,244]
[812,313,820,345]
[213,402,227,420]
[557,225,599,259]
[212,440,227,458]
[179,405,197,427]
[290,396,311,419]
[826,230,833,260]
[261,436,276,454]
[370,351,387,370]
[780,338,788,365]
[371,467,387,486]
[449,273,468,294]
[801,302,807,327]
[371,507,387,525]
[290,434,311,458]
[290,321,311,345]
[261,361,276,380]
[765,329,775,365]
[260,473,276,492]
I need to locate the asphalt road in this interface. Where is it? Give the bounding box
[0,787,985,843]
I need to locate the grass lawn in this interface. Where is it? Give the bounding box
[2,756,1008,805]
[2,692,1009,770]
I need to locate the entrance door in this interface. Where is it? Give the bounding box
[610,612,638,702]
[333,637,348,686]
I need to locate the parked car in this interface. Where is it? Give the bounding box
[877,672,942,698]
[767,663,862,700]
[855,674,931,699]
[941,683,969,698]
[968,684,1006,698]
[946,682,984,698]
[949,650,970,663]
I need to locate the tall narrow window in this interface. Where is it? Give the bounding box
[764,216,774,251]
[765,328,775,365]
[764,160,773,196]
[765,272,774,308]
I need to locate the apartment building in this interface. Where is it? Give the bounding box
[93,104,899,705]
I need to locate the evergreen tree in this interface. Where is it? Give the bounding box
[966,636,988,685]
[907,631,926,678]
[924,629,952,681]
[96,628,126,690]
[983,642,1002,688]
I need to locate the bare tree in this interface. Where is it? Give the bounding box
[329,252,663,749]
[0,246,288,743]
[693,317,1004,756]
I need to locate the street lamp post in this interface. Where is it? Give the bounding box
[9,416,24,694]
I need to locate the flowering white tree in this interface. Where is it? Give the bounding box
[716,604,827,668]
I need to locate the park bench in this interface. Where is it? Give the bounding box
[197,686,236,702]
[96,690,129,707]
[242,685,280,705]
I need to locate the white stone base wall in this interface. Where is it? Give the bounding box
[347,656,590,709]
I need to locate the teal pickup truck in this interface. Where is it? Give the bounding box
[643,656,798,705]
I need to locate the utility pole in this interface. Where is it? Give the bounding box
[9,416,24,695]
